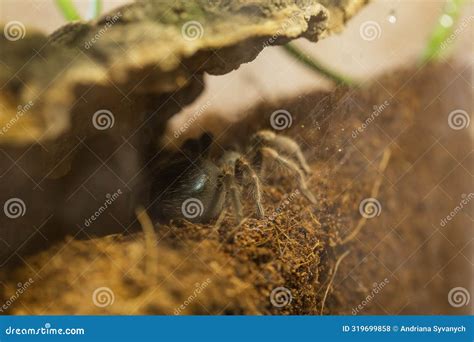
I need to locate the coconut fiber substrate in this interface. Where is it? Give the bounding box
[0,62,472,315]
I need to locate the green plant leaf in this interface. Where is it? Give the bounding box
[55,0,82,21]
[282,43,358,87]
[421,0,467,63]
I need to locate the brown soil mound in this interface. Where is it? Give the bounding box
[1,62,472,315]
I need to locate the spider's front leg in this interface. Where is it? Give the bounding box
[221,153,244,224]
[220,151,265,223]
[235,157,265,218]
[251,130,312,175]
[257,141,317,205]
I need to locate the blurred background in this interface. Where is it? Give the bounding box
[1,0,472,142]
[0,0,472,315]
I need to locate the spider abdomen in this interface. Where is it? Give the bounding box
[150,158,224,223]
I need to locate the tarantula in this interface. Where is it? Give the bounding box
[150,130,316,223]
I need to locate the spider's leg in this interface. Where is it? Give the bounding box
[223,170,243,223]
[261,146,316,204]
[214,205,227,229]
[290,144,311,175]
[236,157,265,218]
[270,135,311,175]
[255,130,312,175]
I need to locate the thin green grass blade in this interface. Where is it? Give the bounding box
[55,0,82,21]
[421,0,467,63]
[283,43,358,87]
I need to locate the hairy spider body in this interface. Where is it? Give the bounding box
[150,157,225,223]
[150,130,315,224]
[220,150,265,223]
